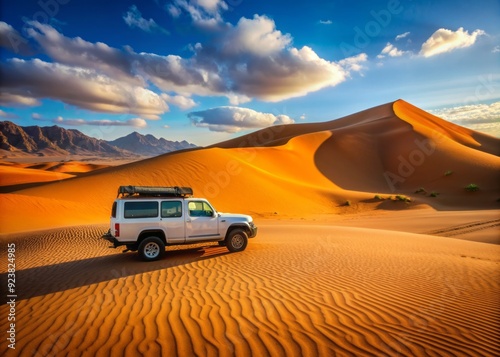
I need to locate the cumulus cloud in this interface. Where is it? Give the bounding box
[123,5,169,35]
[420,27,485,57]
[0,92,41,107]
[25,21,139,85]
[0,58,168,119]
[161,93,197,109]
[148,15,355,102]
[318,20,332,25]
[167,0,228,29]
[377,43,406,58]
[1,17,366,118]
[221,15,292,56]
[188,106,295,132]
[0,21,34,55]
[338,53,367,73]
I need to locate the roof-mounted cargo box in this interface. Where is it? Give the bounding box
[117,185,193,198]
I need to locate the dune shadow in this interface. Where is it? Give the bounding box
[1,245,230,303]
[0,181,60,193]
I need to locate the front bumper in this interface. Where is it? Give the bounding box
[248,224,258,238]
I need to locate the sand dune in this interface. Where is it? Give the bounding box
[0,164,74,187]
[0,222,498,356]
[1,100,499,234]
[26,161,110,174]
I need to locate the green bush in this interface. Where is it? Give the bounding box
[465,183,479,192]
[445,170,453,176]
[415,187,426,194]
[395,195,411,203]
[430,192,439,197]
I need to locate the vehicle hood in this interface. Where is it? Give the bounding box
[218,212,253,222]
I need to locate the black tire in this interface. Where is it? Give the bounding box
[218,241,226,246]
[138,236,165,261]
[225,229,248,252]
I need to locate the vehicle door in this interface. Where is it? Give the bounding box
[159,200,185,243]
[185,200,220,241]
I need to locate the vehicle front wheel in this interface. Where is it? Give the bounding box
[138,236,165,261]
[225,229,248,252]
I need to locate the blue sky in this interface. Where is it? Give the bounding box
[1,0,499,145]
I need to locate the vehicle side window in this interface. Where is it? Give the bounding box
[124,201,158,219]
[188,201,214,217]
[161,201,182,218]
[111,202,117,218]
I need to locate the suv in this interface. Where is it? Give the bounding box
[102,186,258,261]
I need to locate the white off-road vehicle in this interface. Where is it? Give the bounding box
[102,186,257,261]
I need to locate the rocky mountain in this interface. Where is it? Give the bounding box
[0,121,197,157]
[107,132,197,156]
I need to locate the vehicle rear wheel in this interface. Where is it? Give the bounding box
[225,229,248,252]
[138,236,165,261]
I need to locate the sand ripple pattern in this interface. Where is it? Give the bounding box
[1,224,499,356]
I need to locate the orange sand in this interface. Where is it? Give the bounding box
[0,221,498,355]
[0,100,499,355]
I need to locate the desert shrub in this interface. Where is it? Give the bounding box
[415,187,426,194]
[344,200,351,207]
[395,195,411,203]
[445,170,453,176]
[464,183,479,192]
[430,192,439,197]
[374,194,384,200]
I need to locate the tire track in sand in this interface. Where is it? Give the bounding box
[423,219,500,237]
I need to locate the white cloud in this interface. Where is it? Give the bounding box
[0,58,168,119]
[123,5,169,35]
[53,117,148,128]
[0,92,41,107]
[188,106,295,132]
[493,46,500,53]
[221,15,292,56]
[0,109,19,119]
[378,42,406,58]
[395,32,410,41]
[26,21,140,86]
[1,18,367,116]
[0,21,33,55]
[318,20,332,25]
[420,27,485,57]
[161,93,197,109]
[338,53,367,73]
[167,0,227,29]
[429,102,500,125]
[429,102,500,137]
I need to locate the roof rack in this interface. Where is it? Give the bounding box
[117,186,193,198]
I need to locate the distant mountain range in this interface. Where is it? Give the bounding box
[108,132,197,156]
[0,121,197,158]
